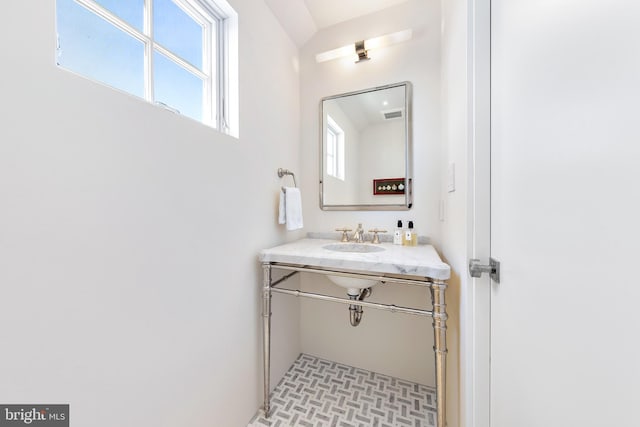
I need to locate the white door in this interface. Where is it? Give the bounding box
[489,1,640,426]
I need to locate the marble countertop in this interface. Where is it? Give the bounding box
[259,238,451,280]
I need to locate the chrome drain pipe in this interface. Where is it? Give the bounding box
[348,288,371,327]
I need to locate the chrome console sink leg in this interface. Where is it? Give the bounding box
[262,263,272,418]
[431,280,448,427]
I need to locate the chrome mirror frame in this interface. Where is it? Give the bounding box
[319,81,412,211]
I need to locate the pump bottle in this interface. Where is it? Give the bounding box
[393,220,403,245]
[403,221,418,246]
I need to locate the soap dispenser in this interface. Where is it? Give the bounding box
[393,220,403,245]
[403,221,418,246]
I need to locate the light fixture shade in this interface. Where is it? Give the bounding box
[364,29,413,51]
[315,28,413,63]
[315,44,355,63]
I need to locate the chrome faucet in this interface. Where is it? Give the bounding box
[351,223,365,243]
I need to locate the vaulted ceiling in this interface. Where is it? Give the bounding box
[264,0,411,46]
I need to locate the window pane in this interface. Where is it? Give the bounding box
[327,135,335,176]
[96,0,144,32]
[56,0,144,98]
[154,51,203,122]
[154,0,203,69]
[327,135,335,155]
[337,136,345,180]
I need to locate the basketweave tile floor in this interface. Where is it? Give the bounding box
[248,354,437,427]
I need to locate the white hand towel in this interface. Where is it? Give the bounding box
[278,187,303,231]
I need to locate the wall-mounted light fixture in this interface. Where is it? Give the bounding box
[316,29,413,64]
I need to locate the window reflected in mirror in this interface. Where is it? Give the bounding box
[326,115,345,181]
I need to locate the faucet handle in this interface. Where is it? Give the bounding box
[335,227,353,242]
[368,228,388,244]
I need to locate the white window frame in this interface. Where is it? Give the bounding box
[326,115,345,181]
[62,0,236,134]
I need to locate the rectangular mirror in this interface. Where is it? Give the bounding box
[320,82,412,210]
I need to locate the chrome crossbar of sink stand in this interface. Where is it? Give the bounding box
[261,263,448,427]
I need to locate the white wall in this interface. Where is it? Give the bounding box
[299,0,442,385]
[0,1,301,426]
[439,0,469,426]
[301,0,442,238]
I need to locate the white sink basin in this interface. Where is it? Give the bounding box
[322,244,385,294]
[322,243,386,253]
[327,275,380,296]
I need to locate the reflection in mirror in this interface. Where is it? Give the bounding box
[320,82,412,210]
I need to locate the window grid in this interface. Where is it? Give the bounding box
[72,0,221,127]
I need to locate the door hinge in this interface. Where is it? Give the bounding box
[469,258,500,283]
